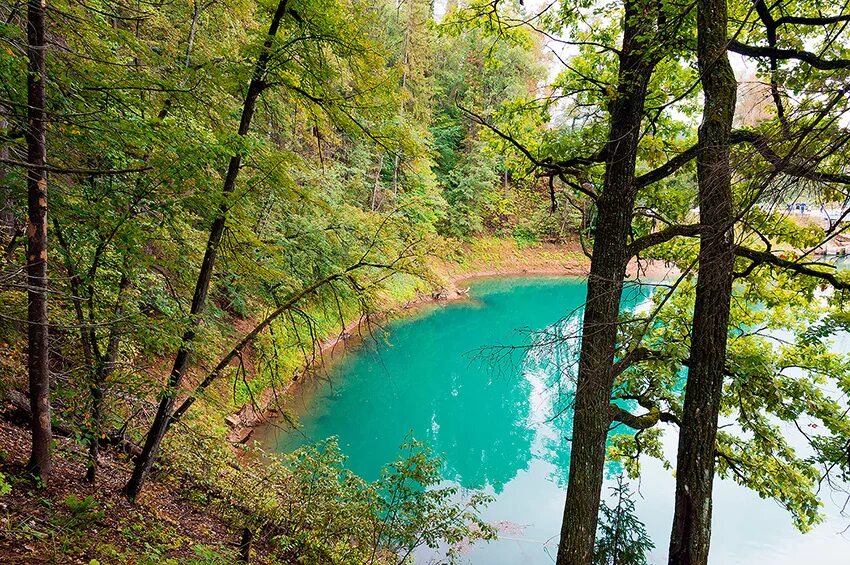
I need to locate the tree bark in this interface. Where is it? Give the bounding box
[556,1,659,561]
[238,527,253,563]
[667,0,736,560]
[24,0,52,486]
[371,151,383,210]
[124,0,290,500]
[0,115,19,264]
[87,272,129,483]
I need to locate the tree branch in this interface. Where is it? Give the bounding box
[732,130,850,185]
[628,224,702,257]
[734,245,850,290]
[0,157,152,175]
[728,40,850,70]
[609,403,680,429]
[635,143,700,188]
[775,14,850,27]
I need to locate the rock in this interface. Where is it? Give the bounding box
[237,403,256,421]
[231,427,254,444]
[431,289,449,300]
[6,389,30,416]
[224,414,240,428]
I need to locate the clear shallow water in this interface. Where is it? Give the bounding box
[269,277,850,564]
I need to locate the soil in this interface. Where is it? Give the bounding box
[0,418,258,564]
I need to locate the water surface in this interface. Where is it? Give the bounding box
[270,277,850,563]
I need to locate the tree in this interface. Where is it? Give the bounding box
[555,1,675,560]
[431,20,547,239]
[388,0,433,200]
[24,0,52,486]
[123,0,414,500]
[124,0,294,500]
[668,2,850,561]
[667,0,736,560]
[593,475,654,565]
[453,2,850,562]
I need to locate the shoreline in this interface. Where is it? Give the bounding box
[232,269,591,443]
[306,256,678,374]
[313,266,593,371]
[226,241,675,443]
[227,241,592,442]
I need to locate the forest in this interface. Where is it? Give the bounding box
[1,0,849,563]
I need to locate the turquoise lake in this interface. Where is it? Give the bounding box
[269,277,850,564]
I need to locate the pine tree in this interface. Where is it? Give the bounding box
[593,475,654,565]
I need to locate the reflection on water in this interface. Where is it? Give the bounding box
[268,277,850,564]
[274,277,593,493]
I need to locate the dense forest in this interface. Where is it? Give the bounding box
[1,0,850,563]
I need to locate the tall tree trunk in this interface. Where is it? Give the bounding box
[124,0,290,500]
[25,0,51,485]
[667,0,736,561]
[238,527,253,563]
[390,0,414,197]
[185,0,200,68]
[87,272,129,483]
[556,2,658,561]
[371,151,383,210]
[1,116,18,263]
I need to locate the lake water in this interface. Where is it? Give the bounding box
[268,277,850,564]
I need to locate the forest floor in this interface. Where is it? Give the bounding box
[0,417,269,564]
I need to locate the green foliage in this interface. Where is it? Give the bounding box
[166,430,493,564]
[609,239,850,532]
[0,0,554,451]
[593,476,654,565]
[186,544,236,565]
[430,20,553,239]
[373,436,496,562]
[3,0,849,559]
[0,0,539,560]
[54,495,105,531]
[0,471,11,498]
